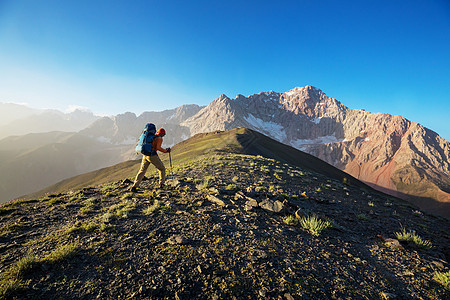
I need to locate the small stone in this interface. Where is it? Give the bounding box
[197,265,202,273]
[167,179,181,187]
[209,187,220,194]
[284,293,295,300]
[168,235,186,245]
[259,199,285,213]
[206,195,226,207]
[378,235,403,249]
[380,291,397,299]
[431,260,445,269]
[402,270,414,276]
[385,239,403,249]
[245,199,258,207]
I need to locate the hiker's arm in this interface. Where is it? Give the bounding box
[155,137,169,153]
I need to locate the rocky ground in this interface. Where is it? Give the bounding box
[0,153,449,299]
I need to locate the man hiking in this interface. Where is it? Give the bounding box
[130,128,171,192]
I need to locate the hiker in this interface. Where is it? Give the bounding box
[130,128,171,192]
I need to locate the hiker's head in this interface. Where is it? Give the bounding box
[157,128,166,137]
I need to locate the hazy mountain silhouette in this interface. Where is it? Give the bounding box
[0,103,99,139]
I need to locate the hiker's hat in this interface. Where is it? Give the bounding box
[157,128,166,135]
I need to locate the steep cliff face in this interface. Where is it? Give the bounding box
[181,86,450,215]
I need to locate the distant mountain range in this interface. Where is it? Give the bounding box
[1,87,449,217]
[0,103,99,139]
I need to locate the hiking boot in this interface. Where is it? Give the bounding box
[159,183,166,189]
[129,187,138,193]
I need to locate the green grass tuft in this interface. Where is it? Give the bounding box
[0,255,38,298]
[299,215,331,236]
[434,271,450,289]
[43,242,79,264]
[143,200,162,215]
[225,184,238,191]
[395,228,432,249]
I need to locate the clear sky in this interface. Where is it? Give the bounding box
[0,0,449,140]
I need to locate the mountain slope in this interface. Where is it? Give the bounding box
[1,128,449,299]
[181,86,450,216]
[0,132,132,203]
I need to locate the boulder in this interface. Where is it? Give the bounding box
[259,199,285,213]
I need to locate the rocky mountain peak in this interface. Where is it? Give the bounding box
[217,94,230,101]
[278,86,347,119]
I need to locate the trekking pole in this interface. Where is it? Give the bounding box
[169,151,174,179]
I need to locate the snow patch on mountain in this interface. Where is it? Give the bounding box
[312,117,322,124]
[167,113,177,121]
[244,114,286,141]
[290,133,344,150]
[284,90,297,97]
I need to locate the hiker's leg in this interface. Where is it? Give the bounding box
[150,155,166,186]
[133,156,151,188]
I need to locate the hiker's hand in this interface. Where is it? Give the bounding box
[166,147,171,153]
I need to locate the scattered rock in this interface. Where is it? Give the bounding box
[431,260,445,269]
[206,195,226,207]
[259,199,284,213]
[167,235,187,245]
[166,179,181,188]
[284,293,295,300]
[380,291,398,299]
[259,289,267,297]
[245,199,258,207]
[208,187,220,195]
[378,235,404,249]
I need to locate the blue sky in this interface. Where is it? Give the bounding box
[0,0,449,140]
